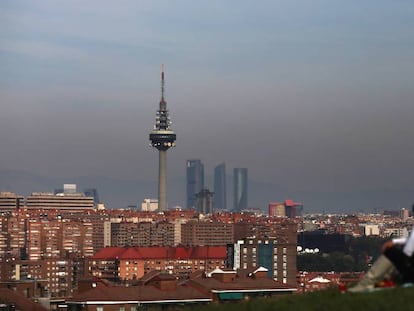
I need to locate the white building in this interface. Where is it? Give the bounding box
[362,224,380,236]
[141,198,158,212]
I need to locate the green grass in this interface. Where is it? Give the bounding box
[186,287,414,311]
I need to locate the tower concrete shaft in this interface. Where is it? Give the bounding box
[158,150,167,211]
[149,65,176,212]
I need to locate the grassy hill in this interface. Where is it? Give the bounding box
[187,286,414,311]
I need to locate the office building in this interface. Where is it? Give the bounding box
[186,159,204,209]
[233,168,248,211]
[83,188,100,207]
[26,186,95,210]
[269,200,303,218]
[214,163,227,210]
[0,192,24,212]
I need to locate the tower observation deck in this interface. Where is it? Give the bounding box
[149,65,176,211]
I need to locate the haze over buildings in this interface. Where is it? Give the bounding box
[1,1,414,212]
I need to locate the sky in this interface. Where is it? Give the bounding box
[1,1,414,211]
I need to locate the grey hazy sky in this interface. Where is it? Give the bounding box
[1,1,414,210]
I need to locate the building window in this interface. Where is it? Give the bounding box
[96,306,103,311]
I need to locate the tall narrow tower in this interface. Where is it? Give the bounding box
[149,65,176,211]
[233,168,248,211]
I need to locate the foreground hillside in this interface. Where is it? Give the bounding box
[189,286,414,311]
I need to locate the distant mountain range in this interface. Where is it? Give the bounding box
[0,170,412,213]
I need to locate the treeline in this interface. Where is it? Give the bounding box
[297,236,388,272]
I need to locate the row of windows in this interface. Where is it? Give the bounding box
[242,247,288,254]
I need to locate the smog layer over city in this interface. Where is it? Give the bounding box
[3,2,414,310]
[1,1,414,212]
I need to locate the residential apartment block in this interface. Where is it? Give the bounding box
[109,221,175,247]
[90,246,227,281]
[229,237,297,286]
[0,257,88,298]
[181,221,234,246]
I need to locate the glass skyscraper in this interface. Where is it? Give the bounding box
[186,159,204,209]
[214,163,227,210]
[233,168,248,211]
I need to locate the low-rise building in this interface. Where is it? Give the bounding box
[67,268,297,310]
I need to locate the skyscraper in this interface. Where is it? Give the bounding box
[186,159,204,209]
[233,168,248,211]
[214,163,227,210]
[149,65,176,212]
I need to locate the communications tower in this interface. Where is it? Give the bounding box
[149,65,176,211]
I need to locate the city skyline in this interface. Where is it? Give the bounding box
[1,1,414,212]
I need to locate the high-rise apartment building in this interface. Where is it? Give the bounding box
[233,168,248,211]
[8,215,26,258]
[181,221,234,246]
[110,221,175,247]
[230,237,297,286]
[214,163,227,210]
[26,219,94,260]
[186,159,204,209]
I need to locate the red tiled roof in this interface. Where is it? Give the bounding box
[189,271,296,292]
[175,247,192,259]
[68,283,211,304]
[192,246,227,259]
[118,247,141,259]
[137,247,168,259]
[92,247,127,260]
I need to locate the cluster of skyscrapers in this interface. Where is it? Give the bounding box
[186,160,248,213]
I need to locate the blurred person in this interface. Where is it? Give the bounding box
[348,204,414,293]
